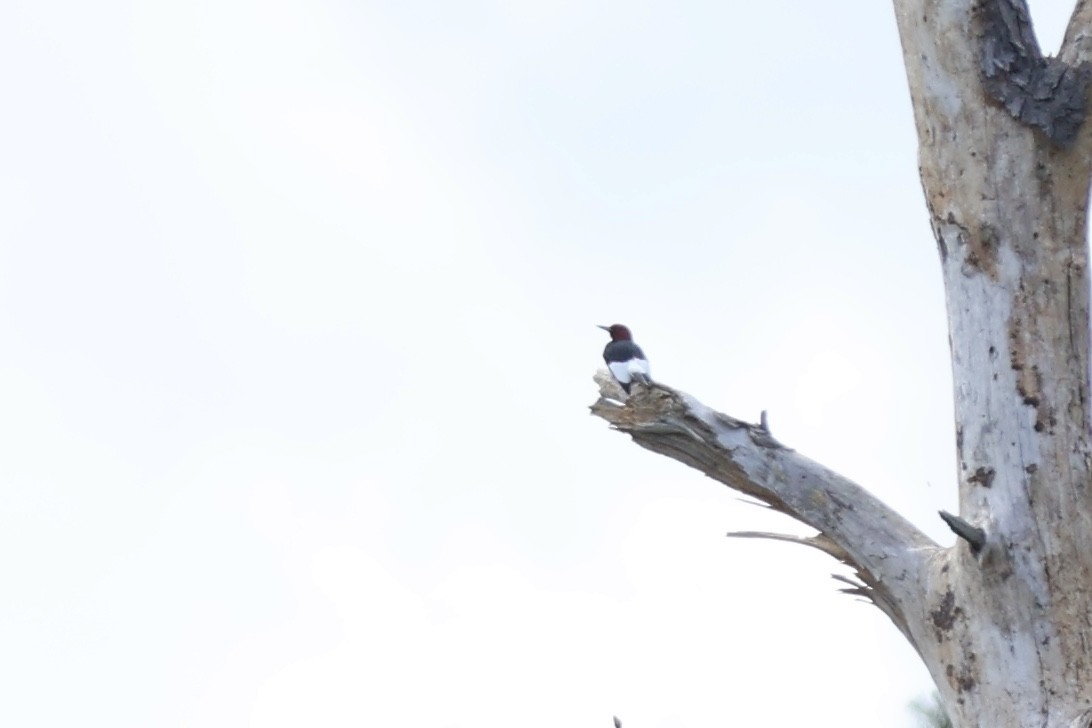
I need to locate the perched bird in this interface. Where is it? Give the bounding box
[599,323,651,393]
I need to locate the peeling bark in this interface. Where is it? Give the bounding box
[976,0,1091,146]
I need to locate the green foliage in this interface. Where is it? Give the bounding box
[909,692,952,728]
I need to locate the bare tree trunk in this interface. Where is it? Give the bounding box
[591,2,1092,726]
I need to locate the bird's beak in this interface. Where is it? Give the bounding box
[597,325,610,331]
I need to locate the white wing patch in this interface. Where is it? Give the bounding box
[608,358,650,384]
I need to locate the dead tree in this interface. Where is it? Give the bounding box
[591,1,1092,726]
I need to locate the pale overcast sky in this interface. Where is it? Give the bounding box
[0,1,1078,727]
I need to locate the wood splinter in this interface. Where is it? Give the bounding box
[939,510,986,554]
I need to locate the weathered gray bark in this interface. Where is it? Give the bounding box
[591,2,1092,726]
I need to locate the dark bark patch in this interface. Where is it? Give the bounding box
[1009,315,1050,429]
[965,222,1000,278]
[1021,364,1042,406]
[931,589,963,640]
[968,466,995,488]
[946,662,978,693]
[1030,397,1055,433]
[974,0,1091,147]
[943,213,999,278]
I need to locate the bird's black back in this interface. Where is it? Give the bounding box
[603,340,646,363]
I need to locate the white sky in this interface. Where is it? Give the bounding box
[0,1,1079,726]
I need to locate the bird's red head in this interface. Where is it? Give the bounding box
[598,323,633,341]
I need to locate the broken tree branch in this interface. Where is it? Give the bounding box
[591,377,938,634]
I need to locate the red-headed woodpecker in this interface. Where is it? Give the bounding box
[599,323,651,393]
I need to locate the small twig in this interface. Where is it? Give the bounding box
[831,573,869,596]
[727,530,852,562]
